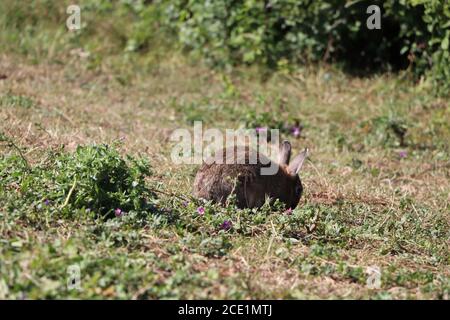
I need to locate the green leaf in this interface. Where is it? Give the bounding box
[441,36,449,51]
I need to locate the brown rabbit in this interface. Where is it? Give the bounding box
[193,141,308,209]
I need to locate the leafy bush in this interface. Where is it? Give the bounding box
[164,0,449,94]
[416,0,450,95]
[0,143,156,219]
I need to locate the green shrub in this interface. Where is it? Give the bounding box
[0,143,156,219]
[165,0,449,94]
[415,0,450,95]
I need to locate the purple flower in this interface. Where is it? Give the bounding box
[183,201,189,207]
[221,220,232,231]
[399,150,407,158]
[114,208,123,217]
[291,126,302,138]
[285,208,293,215]
[197,206,205,215]
[44,199,50,206]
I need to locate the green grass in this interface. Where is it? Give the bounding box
[0,1,449,299]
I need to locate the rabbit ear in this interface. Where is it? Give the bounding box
[278,140,291,165]
[288,148,308,175]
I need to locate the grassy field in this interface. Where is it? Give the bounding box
[0,1,449,299]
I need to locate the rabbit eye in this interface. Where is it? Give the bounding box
[295,185,302,196]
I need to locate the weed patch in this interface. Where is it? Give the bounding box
[0,142,157,220]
